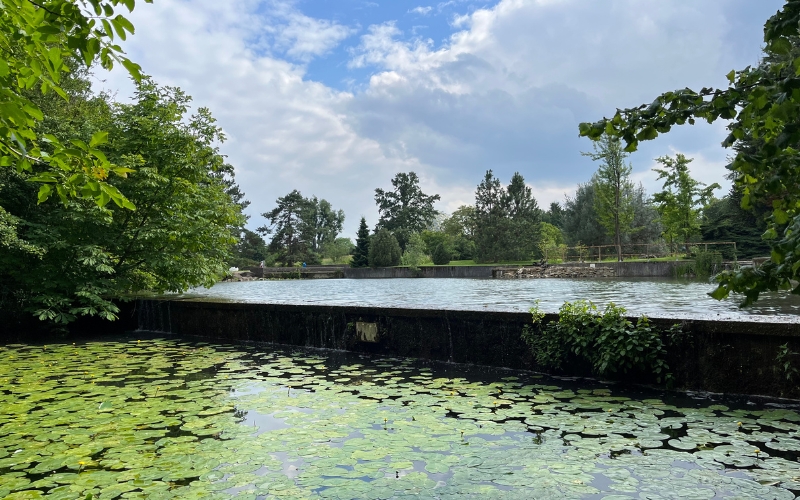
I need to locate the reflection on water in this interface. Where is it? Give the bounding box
[181,278,800,317]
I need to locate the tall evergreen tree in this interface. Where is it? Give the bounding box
[369,229,402,267]
[351,217,371,268]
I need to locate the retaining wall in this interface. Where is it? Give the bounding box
[343,266,493,279]
[138,299,800,399]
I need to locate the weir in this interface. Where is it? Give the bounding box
[137,299,800,399]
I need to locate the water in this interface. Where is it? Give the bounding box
[179,278,800,318]
[2,337,798,499]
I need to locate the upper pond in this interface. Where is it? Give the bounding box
[180,278,800,318]
[1,337,799,499]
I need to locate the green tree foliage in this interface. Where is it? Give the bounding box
[701,186,770,259]
[583,136,635,261]
[542,201,565,229]
[259,191,343,266]
[0,78,244,324]
[562,182,605,247]
[350,217,371,268]
[578,1,800,304]
[420,230,456,265]
[440,205,476,260]
[628,183,662,248]
[652,154,720,253]
[368,228,401,267]
[230,229,269,268]
[304,197,345,254]
[323,237,355,264]
[473,170,541,262]
[400,232,429,269]
[1,0,152,208]
[538,221,566,261]
[374,172,440,250]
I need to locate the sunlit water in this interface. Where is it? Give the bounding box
[180,278,800,318]
[1,337,799,499]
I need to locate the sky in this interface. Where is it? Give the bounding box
[98,0,785,239]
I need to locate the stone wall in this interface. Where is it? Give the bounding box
[137,299,800,399]
[343,266,493,279]
[494,265,616,278]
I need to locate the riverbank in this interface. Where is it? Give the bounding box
[240,261,711,279]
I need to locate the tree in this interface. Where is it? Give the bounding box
[323,237,355,264]
[375,172,440,250]
[303,197,344,253]
[351,217,371,268]
[1,0,152,209]
[538,222,566,262]
[542,202,566,229]
[583,136,635,261]
[577,1,800,304]
[652,154,720,254]
[1,78,245,325]
[401,232,429,269]
[259,192,343,266]
[628,183,662,249]
[473,171,541,262]
[230,229,269,268]
[701,186,770,259]
[259,190,310,266]
[473,170,508,262]
[562,182,606,248]
[505,172,541,259]
[369,228,401,267]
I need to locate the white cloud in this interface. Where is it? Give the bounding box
[409,6,433,16]
[98,0,778,238]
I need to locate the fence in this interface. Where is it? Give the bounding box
[545,241,738,263]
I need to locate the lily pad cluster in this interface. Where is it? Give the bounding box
[0,339,798,499]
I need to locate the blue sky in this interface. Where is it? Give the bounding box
[103,0,785,238]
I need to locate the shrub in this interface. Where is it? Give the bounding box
[521,300,682,384]
[431,242,453,265]
[369,229,401,267]
[401,233,429,270]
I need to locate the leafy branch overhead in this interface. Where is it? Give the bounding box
[578,1,800,305]
[1,0,151,208]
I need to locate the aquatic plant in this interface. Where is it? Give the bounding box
[522,300,682,383]
[0,339,798,499]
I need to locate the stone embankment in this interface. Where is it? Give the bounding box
[495,265,616,279]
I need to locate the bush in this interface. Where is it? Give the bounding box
[369,229,401,267]
[521,300,682,384]
[401,233,429,270]
[431,242,453,265]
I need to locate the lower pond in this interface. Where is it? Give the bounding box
[2,337,799,499]
[181,278,800,318]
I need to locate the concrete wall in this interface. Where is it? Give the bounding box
[138,299,800,399]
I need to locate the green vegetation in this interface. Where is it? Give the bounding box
[374,171,440,250]
[1,76,244,325]
[350,217,371,268]
[583,136,635,261]
[0,0,150,210]
[653,154,720,254]
[579,1,800,305]
[368,228,401,267]
[522,300,682,384]
[257,191,344,266]
[0,339,798,498]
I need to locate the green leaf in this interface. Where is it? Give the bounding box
[89,131,109,147]
[37,184,52,203]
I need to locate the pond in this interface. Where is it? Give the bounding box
[2,337,799,499]
[181,278,800,318]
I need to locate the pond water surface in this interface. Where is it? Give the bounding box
[1,337,798,499]
[181,278,800,318]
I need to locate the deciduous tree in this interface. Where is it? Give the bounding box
[577,1,800,304]
[375,172,440,250]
